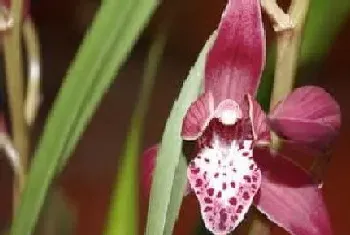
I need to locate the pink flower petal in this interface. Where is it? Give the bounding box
[181,92,214,140]
[141,145,192,198]
[205,0,265,104]
[269,86,341,150]
[182,92,249,141]
[188,137,261,234]
[141,145,158,199]
[246,95,270,142]
[254,148,332,235]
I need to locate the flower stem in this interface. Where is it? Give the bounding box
[270,0,311,108]
[269,0,311,151]
[23,18,41,127]
[247,1,311,233]
[0,133,25,211]
[2,0,29,214]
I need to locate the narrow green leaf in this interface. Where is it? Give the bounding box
[256,45,276,111]
[35,189,76,235]
[145,31,217,235]
[300,0,350,64]
[163,154,188,235]
[10,1,158,234]
[60,0,159,167]
[104,19,168,235]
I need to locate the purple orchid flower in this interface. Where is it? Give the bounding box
[142,0,341,234]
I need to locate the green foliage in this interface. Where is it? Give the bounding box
[104,21,168,235]
[163,154,188,235]
[145,32,217,235]
[10,1,158,234]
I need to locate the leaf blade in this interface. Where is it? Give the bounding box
[145,32,217,235]
[104,16,167,235]
[10,1,158,234]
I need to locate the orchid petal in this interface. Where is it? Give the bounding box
[254,148,332,235]
[188,139,261,235]
[141,145,158,199]
[182,92,215,140]
[205,0,265,103]
[246,95,270,142]
[141,145,192,198]
[269,86,341,150]
[182,91,250,141]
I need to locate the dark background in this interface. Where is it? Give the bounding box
[0,0,349,234]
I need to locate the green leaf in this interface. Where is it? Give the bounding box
[145,31,217,235]
[256,45,276,111]
[35,189,76,235]
[300,0,350,64]
[60,0,159,167]
[10,1,158,234]
[104,19,168,235]
[163,154,188,235]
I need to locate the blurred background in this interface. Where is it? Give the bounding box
[0,0,349,234]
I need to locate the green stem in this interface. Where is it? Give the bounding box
[2,0,29,214]
[269,0,311,151]
[23,18,41,127]
[249,0,311,234]
[270,0,311,107]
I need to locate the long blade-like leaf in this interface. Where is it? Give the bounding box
[60,0,159,168]
[145,32,217,235]
[104,18,168,235]
[10,1,158,234]
[300,0,350,64]
[163,154,188,235]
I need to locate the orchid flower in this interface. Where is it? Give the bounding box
[142,0,341,234]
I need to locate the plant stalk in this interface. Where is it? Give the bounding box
[247,0,311,234]
[23,18,41,127]
[2,0,29,214]
[269,0,311,108]
[269,0,311,152]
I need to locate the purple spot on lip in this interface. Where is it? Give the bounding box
[222,183,227,190]
[243,175,251,183]
[204,197,213,203]
[217,191,222,198]
[195,179,203,187]
[229,197,237,205]
[207,188,214,196]
[230,182,236,188]
[220,209,228,222]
